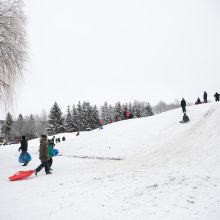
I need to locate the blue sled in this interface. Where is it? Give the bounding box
[19,152,32,163]
[53,149,59,156]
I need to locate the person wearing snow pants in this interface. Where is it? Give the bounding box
[35,134,51,175]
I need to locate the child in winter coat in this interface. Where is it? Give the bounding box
[48,142,54,171]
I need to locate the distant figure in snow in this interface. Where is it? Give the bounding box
[214,92,220,102]
[76,131,80,136]
[35,134,51,176]
[128,113,134,119]
[55,137,60,143]
[195,97,202,105]
[62,136,65,141]
[180,113,190,123]
[123,110,127,119]
[203,91,208,103]
[181,98,186,113]
[99,120,103,130]
[18,136,29,166]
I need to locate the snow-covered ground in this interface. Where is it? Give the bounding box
[1,103,220,220]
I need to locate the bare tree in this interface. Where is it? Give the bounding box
[0,0,27,107]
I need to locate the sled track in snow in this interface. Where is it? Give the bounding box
[68,155,122,161]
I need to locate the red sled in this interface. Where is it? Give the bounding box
[9,170,35,181]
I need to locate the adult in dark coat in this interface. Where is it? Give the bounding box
[35,134,51,175]
[181,98,186,113]
[18,136,28,166]
[203,91,207,103]
[214,92,220,102]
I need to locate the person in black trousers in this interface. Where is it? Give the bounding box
[18,136,28,166]
[181,98,186,113]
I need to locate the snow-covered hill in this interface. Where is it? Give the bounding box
[1,103,220,220]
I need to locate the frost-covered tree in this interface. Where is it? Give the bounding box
[2,112,13,140]
[0,0,27,106]
[133,101,141,118]
[25,114,37,139]
[90,105,100,129]
[34,110,48,136]
[64,105,77,132]
[48,102,64,135]
[10,113,25,138]
[153,100,180,114]
[114,102,124,121]
[71,105,79,132]
[76,101,84,131]
[100,102,110,125]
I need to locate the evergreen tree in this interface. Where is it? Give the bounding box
[100,102,110,125]
[133,101,141,118]
[144,103,154,116]
[25,114,37,139]
[2,112,13,141]
[76,101,84,131]
[64,105,77,132]
[48,102,65,135]
[71,105,79,132]
[114,102,124,121]
[90,105,100,129]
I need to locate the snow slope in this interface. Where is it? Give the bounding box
[0,103,220,220]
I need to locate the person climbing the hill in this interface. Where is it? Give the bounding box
[203,91,208,103]
[35,134,51,176]
[214,92,220,102]
[18,136,29,166]
[180,113,190,123]
[195,97,202,105]
[181,98,186,113]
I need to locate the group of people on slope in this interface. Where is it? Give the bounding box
[18,134,56,176]
[180,91,219,123]
[195,91,220,105]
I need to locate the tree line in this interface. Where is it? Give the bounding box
[1,100,155,141]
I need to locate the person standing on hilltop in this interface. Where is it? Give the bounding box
[181,98,186,113]
[203,91,208,103]
[214,92,220,102]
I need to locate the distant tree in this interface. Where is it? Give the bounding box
[114,102,124,121]
[25,114,37,139]
[133,101,141,118]
[71,105,79,132]
[34,110,48,136]
[90,105,100,129]
[10,113,25,139]
[100,102,110,125]
[82,102,99,130]
[76,101,84,131]
[0,0,27,106]
[64,105,76,132]
[2,112,13,141]
[48,102,65,135]
[153,100,180,114]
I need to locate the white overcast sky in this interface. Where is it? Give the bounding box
[7,0,220,117]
